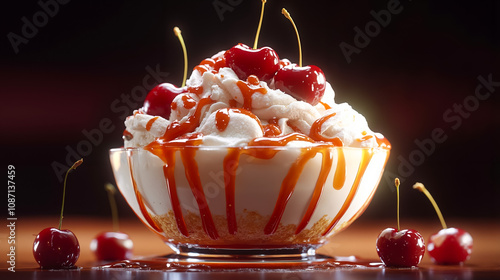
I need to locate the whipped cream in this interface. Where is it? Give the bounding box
[124,51,381,148]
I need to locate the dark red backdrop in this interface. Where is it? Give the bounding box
[1,0,498,221]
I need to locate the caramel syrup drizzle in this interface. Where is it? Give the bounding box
[131,59,389,240]
[263,147,318,235]
[224,148,241,235]
[180,141,220,240]
[162,152,189,237]
[321,148,374,236]
[236,76,267,111]
[294,148,333,234]
[126,150,163,233]
[146,116,159,131]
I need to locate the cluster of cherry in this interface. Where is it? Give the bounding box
[32,160,133,269]
[143,43,327,122]
[376,179,473,267]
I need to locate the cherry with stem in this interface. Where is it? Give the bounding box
[224,0,280,82]
[274,8,326,106]
[91,183,133,261]
[413,182,473,265]
[33,159,83,269]
[253,0,267,50]
[142,26,189,119]
[376,178,425,267]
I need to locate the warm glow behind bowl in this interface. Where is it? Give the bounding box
[109,145,390,255]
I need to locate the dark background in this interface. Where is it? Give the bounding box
[1,0,499,224]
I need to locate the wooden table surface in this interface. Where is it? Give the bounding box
[2,216,500,279]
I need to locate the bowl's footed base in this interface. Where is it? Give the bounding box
[98,251,383,272]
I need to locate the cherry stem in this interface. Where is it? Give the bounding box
[253,0,267,49]
[395,178,400,231]
[282,8,302,67]
[413,182,447,229]
[174,27,188,88]
[59,158,83,230]
[105,183,119,232]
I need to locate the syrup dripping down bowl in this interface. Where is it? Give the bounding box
[109,144,390,259]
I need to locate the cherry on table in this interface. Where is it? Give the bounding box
[33,228,80,269]
[90,232,133,261]
[376,228,425,267]
[428,227,473,265]
[143,83,186,119]
[376,178,425,267]
[413,182,473,265]
[33,159,83,269]
[90,183,134,261]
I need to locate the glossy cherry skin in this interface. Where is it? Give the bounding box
[33,227,80,269]
[428,227,472,265]
[90,232,133,261]
[143,83,186,119]
[376,228,425,267]
[224,43,280,82]
[273,64,326,106]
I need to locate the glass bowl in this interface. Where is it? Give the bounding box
[109,145,390,260]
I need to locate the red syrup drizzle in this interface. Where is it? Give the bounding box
[224,148,240,235]
[134,57,390,242]
[215,110,230,132]
[182,95,197,109]
[321,148,374,236]
[194,55,226,75]
[162,152,189,237]
[215,108,263,134]
[145,96,220,239]
[263,147,318,235]
[295,148,333,234]
[319,101,332,110]
[143,111,380,240]
[123,129,133,141]
[333,149,346,191]
[236,75,267,110]
[309,112,343,146]
[180,138,220,240]
[263,117,281,137]
[126,150,163,233]
[146,116,159,131]
[194,59,215,75]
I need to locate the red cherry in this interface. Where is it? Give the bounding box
[413,183,473,265]
[428,227,473,265]
[90,232,133,261]
[376,228,426,267]
[143,83,186,119]
[224,43,280,82]
[33,227,80,269]
[273,64,326,106]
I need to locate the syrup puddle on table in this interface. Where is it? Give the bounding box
[98,254,383,272]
